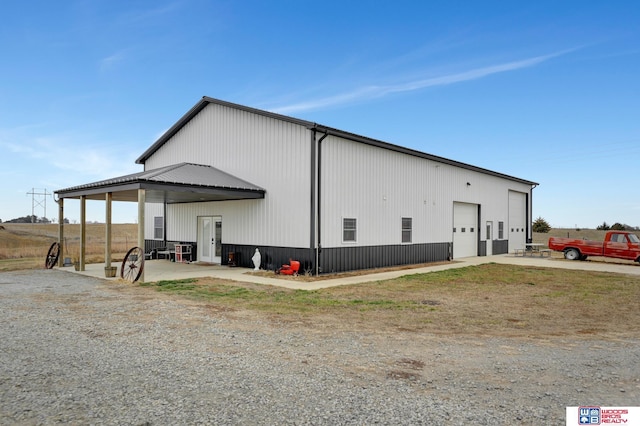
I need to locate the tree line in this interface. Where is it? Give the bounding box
[595,221,638,231]
[0,215,70,224]
[533,217,639,233]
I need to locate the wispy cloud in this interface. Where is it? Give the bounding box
[1,133,139,180]
[99,50,127,71]
[116,2,183,26]
[272,49,574,115]
[98,2,184,71]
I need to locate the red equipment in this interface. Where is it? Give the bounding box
[276,260,300,276]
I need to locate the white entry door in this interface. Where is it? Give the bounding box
[197,216,222,263]
[486,221,493,256]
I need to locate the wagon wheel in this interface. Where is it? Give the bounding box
[120,246,144,282]
[45,242,61,269]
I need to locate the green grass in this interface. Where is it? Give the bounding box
[141,279,426,313]
[136,263,640,338]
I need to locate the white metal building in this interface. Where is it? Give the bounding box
[56,97,538,275]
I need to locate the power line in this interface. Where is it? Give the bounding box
[26,188,51,223]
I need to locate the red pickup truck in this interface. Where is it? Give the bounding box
[548,231,640,262]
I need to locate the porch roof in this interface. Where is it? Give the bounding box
[55,162,266,203]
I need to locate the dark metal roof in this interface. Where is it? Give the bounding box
[55,163,265,203]
[135,96,538,186]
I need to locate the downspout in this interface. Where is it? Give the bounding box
[315,129,329,276]
[528,183,538,243]
[310,129,317,256]
[163,201,167,248]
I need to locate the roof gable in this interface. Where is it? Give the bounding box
[135,97,313,165]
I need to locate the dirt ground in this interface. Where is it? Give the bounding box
[4,270,637,425]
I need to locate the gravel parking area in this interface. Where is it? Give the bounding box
[1,269,638,425]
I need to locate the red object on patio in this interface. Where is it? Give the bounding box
[276,260,300,276]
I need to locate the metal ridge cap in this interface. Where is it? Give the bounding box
[141,162,188,179]
[201,96,315,128]
[184,162,266,191]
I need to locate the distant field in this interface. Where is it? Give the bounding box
[532,228,612,245]
[0,223,138,271]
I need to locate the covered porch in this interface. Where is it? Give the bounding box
[54,163,265,281]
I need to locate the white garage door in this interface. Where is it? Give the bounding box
[453,202,478,258]
[508,191,526,252]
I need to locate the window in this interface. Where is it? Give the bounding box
[498,222,504,239]
[611,233,626,243]
[343,218,357,242]
[153,216,164,239]
[402,217,412,243]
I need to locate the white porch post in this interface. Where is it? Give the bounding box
[57,198,64,267]
[105,192,112,269]
[138,189,145,282]
[80,195,86,271]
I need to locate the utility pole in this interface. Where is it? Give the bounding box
[26,188,50,223]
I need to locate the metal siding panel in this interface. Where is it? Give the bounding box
[321,136,447,248]
[479,240,487,257]
[143,103,311,248]
[319,137,534,251]
[319,242,450,274]
[494,239,509,254]
[222,244,314,272]
[144,239,167,254]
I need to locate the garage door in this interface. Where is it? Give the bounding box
[508,191,526,252]
[453,202,478,258]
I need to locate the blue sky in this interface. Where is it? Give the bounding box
[1,1,639,227]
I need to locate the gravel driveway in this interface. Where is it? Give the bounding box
[1,269,638,425]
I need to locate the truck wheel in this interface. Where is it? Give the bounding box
[564,248,580,260]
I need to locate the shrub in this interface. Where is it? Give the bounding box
[532,217,551,233]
